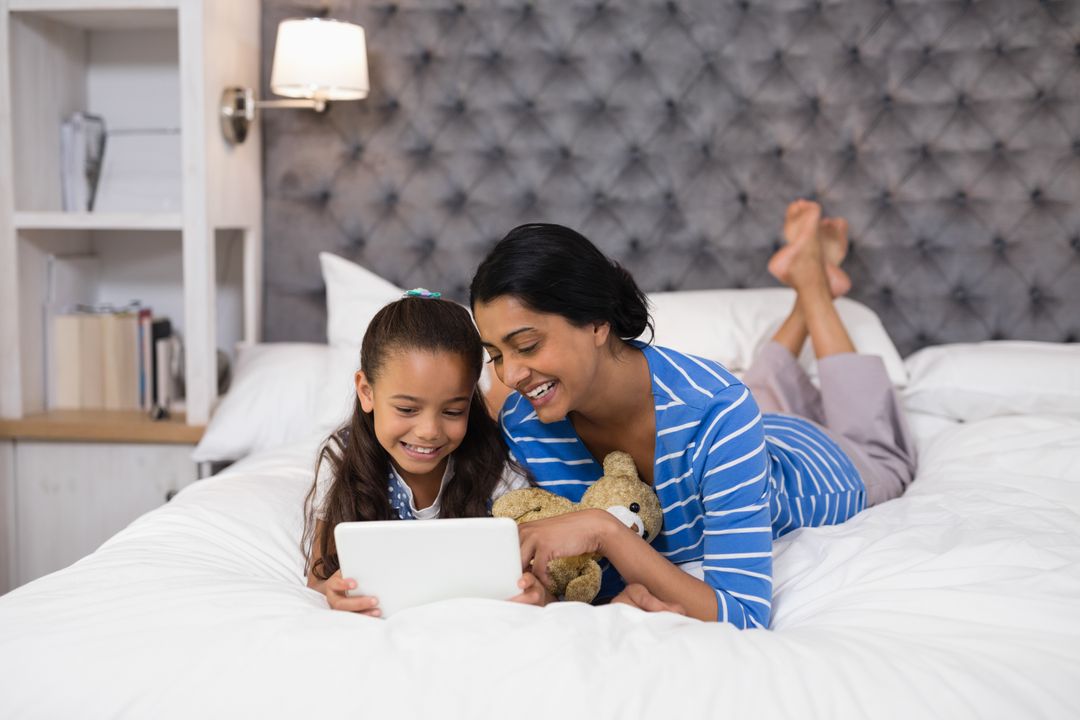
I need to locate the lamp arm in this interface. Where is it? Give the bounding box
[220,86,329,145]
[256,98,327,112]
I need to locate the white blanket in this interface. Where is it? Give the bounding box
[2,415,1079,718]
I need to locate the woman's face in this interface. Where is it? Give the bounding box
[474,296,610,423]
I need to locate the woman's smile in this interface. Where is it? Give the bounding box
[523,379,558,407]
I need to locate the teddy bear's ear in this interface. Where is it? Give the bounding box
[602,451,638,479]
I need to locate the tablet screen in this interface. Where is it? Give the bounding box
[333,517,522,617]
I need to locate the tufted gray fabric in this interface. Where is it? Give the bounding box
[261,0,1080,356]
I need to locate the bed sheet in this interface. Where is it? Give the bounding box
[1,416,1078,718]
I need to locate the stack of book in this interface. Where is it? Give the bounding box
[50,305,173,412]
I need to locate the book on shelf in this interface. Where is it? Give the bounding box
[151,318,174,411]
[101,310,139,410]
[48,304,176,414]
[42,253,100,409]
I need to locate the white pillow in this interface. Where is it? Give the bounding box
[647,288,908,386]
[903,341,1080,421]
[320,252,403,347]
[193,343,359,463]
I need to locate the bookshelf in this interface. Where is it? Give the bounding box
[0,0,261,593]
[0,0,263,428]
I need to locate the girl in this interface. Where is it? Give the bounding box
[303,292,539,615]
[470,203,917,626]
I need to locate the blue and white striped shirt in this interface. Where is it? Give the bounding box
[499,343,865,628]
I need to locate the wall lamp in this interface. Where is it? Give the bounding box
[220,18,369,145]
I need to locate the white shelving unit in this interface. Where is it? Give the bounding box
[0,0,263,427]
[0,0,262,593]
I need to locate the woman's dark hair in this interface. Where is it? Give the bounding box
[303,296,517,581]
[469,223,653,342]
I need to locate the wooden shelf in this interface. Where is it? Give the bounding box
[0,409,203,444]
[14,212,183,231]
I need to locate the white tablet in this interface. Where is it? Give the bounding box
[333,517,523,617]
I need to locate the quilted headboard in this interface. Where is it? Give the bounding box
[261,0,1080,356]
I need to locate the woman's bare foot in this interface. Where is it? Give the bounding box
[771,200,851,297]
[819,217,849,267]
[780,199,820,248]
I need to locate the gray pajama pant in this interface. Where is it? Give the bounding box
[742,341,918,507]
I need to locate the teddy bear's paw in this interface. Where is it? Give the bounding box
[492,487,574,522]
[563,561,603,603]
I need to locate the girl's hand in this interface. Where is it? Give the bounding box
[322,570,382,616]
[518,509,620,589]
[612,583,687,616]
[508,571,557,607]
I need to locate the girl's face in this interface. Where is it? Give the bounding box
[474,295,610,423]
[356,350,475,485]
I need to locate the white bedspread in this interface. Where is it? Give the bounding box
[2,415,1079,718]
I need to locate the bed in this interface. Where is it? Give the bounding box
[1,263,1078,718]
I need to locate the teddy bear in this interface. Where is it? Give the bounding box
[492,451,663,603]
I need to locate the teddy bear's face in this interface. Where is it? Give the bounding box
[579,474,663,542]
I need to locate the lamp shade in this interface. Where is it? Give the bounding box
[270,18,369,101]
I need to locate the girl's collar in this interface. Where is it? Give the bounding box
[389,457,455,518]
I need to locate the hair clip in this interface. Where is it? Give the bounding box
[404,288,442,299]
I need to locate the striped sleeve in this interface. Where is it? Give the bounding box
[694,384,773,628]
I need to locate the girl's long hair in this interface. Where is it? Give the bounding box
[302,297,517,581]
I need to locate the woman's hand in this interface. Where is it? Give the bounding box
[612,583,687,616]
[518,509,621,589]
[508,571,557,607]
[320,569,382,616]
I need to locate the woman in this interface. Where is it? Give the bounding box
[470,200,917,625]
